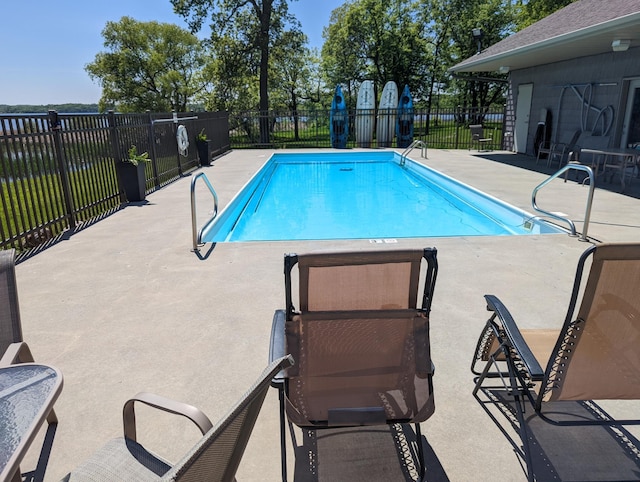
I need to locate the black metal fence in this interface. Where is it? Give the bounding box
[229,106,506,150]
[2,105,503,252]
[0,111,229,250]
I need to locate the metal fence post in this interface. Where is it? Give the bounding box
[173,112,184,176]
[147,112,160,189]
[454,106,461,149]
[48,110,77,230]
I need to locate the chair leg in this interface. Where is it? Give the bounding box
[415,422,426,480]
[278,386,287,482]
[504,357,535,482]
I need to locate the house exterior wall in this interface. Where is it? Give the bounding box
[507,47,640,156]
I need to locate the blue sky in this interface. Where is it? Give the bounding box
[0,0,342,105]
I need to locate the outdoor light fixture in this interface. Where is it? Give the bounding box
[611,39,631,52]
[472,28,484,54]
[499,66,510,74]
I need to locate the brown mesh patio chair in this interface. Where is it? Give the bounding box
[471,243,640,481]
[62,355,294,482]
[269,248,438,480]
[469,124,492,151]
[0,249,34,365]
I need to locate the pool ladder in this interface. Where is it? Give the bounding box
[400,140,427,166]
[531,163,594,242]
[190,172,219,252]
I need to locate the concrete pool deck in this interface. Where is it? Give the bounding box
[13,148,640,481]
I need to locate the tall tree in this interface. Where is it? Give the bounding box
[321,0,429,107]
[447,0,513,117]
[514,0,576,30]
[172,0,298,144]
[270,31,320,139]
[85,17,206,112]
[416,0,463,110]
[320,4,366,105]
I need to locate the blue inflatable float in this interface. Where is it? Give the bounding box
[396,84,414,148]
[330,85,348,149]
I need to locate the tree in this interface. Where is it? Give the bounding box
[321,0,430,107]
[416,0,464,115]
[85,17,206,112]
[197,27,259,113]
[514,0,576,30]
[446,0,514,119]
[172,0,298,144]
[270,31,321,139]
[321,3,370,105]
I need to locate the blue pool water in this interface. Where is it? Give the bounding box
[202,152,564,242]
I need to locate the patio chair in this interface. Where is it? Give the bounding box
[269,248,438,480]
[0,248,35,365]
[471,243,640,481]
[538,129,581,168]
[469,124,492,151]
[62,355,294,482]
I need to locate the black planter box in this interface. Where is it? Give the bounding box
[116,162,147,202]
[197,139,212,166]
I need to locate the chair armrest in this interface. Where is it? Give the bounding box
[0,342,35,366]
[269,310,287,385]
[484,295,544,381]
[549,142,568,155]
[122,392,213,442]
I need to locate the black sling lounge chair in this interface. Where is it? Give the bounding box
[269,248,438,481]
[471,243,640,481]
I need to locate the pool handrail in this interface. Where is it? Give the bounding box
[190,172,219,252]
[400,140,427,166]
[531,162,594,242]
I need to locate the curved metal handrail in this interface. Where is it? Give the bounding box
[190,172,218,252]
[531,163,595,241]
[400,140,427,166]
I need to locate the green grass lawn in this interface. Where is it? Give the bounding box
[230,118,503,150]
[1,162,120,245]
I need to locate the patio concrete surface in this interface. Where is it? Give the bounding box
[13,148,640,481]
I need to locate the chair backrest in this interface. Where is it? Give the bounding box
[541,243,640,403]
[469,125,484,141]
[286,249,436,316]
[283,249,438,427]
[0,250,23,357]
[163,355,294,482]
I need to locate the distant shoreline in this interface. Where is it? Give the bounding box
[0,104,100,114]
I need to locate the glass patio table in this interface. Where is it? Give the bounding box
[579,147,640,191]
[0,363,63,481]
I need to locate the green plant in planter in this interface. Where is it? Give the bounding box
[196,130,212,166]
[126,145,150,166]
[197,129,208,142]
[118,145,150,202]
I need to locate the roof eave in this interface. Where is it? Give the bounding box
[450,11,640,73]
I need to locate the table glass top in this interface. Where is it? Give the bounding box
[0,364,59,472]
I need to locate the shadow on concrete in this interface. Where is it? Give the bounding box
[475,387,640,481]
[473,152,640,200]
[15,206,125,263]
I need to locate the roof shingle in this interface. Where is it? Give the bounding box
[453,0,640,70]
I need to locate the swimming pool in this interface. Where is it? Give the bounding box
[201,151,565,242]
